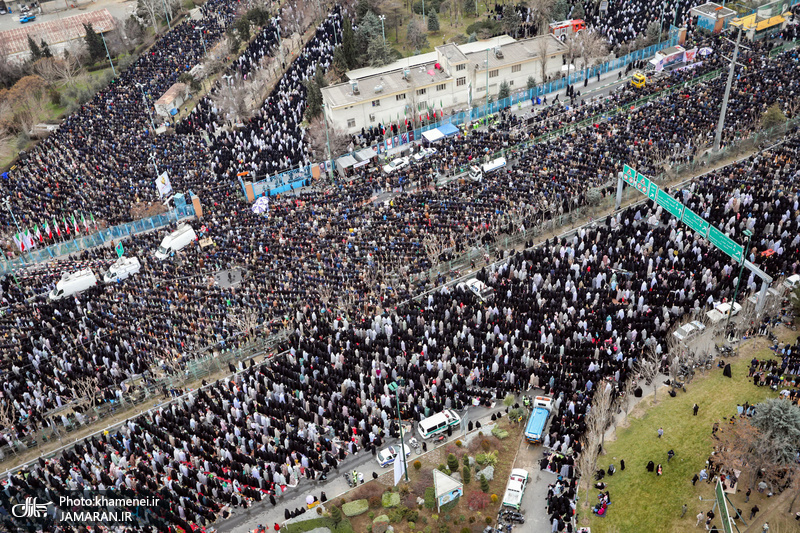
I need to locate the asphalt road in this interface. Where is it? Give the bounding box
[215,268,244,288]
[0,0,132,32]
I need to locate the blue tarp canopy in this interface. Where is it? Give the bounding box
[438,123,459,137]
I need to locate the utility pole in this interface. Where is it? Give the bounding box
[197,25,207,56]
[135,83,156,131]
[379,14,386,45]
[389,381,409,482]
[485,49,490,122]
[321,103,334,181]
[713,27,743,153]
[100,32,116,77]
[724,229,752,341]
[161,0,172,31]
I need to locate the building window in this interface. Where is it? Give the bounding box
[512,64,521,73]
[489,69,499,78]
[509,80,514,86]
[371,99,380,107]
[456,64,466,71]
[396,93,406,101]
[347,118,356,128]
[436,83,446,91]
[417,88,426,96]
[456,77,466,87]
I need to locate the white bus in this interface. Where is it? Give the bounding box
[417,410,461,439]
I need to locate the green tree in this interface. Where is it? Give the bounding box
[573,2,586,19]
[83,23,105,63]
[468,32,477,43]
[428,10,440,32]
[462,465,471,484]
[479,474,489,493]
[526,76,536,89]
[646,21,662,44]
[501,6,522,38]
[226,26,241,52]
[333,45,349,72]
[28,36,42,61]
[235,17,251,43]
[246,6,270,27]
[40,39,52,59]
[304,79,322,121]
[447,453,459,472]
[751,399,800,461]
[761,103,787,130]
[498,80,510,101]
[330,505,343,524]
[367,36,393,67]
[463,0,476,16]
[552,0,569,21]
[341,15,357,69]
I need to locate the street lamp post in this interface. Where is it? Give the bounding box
[714,27,743,153]
[388,380,409,482]
[100,32,116,77]
[197,26,207,56]
[724,229,752,341]
[135,83,156,131]
[379,15,386,45]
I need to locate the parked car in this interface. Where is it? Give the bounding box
[413,147,437,161]
[19,13,36,23]
[376,444,411,468]
[382,156,410,174]
[501,468,529,510]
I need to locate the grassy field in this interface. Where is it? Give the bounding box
[586,330,797,533]
[386,2,491,56]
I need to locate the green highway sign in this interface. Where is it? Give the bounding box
[622,164,637,186]
[708,226,743,263]
[656,189,684,218]
[681,208,709,238]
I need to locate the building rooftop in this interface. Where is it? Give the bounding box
[0,8,116,56]
[690,2,737,19]
[324,35,566,109]
[156,83,188,106]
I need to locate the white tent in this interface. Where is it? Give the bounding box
[432,469,463,511]
[422,128,445,142]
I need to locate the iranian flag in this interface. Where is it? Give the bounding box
[34,224,42,243]
[24,228,34,249]
[44,221,51,240]
[53,217,60,238]
[81,213,89,232]
[91,213,97,230]
[13,233,23,252]
[63,215,70,236]
[71,214,79,234]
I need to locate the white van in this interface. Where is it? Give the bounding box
[706,301,742,324]
[103,256,141,283]
[49,269,98,300]
[468,157,507,181]
[783,274,800,291]
[417,410,461,440]
[155,224,197,260]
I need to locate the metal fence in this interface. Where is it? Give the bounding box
[2,204,196,274]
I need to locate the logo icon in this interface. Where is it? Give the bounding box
[11,497,48,518]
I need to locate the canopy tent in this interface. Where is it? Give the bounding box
[355,147,377,161]
[421,128,445,142]
[336,154,357,169]
[439,123,459,137]
[432,469,463,511]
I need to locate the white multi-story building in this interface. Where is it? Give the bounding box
[321,34,568,135]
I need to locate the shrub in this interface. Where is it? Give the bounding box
[408,522,415,531]
[342,499,369,517]
[463,455,471,467]
[455,440,462,447]
[469,516,476,523]
[407,510,419,522]
[462,465,471,484]
[382,492,401,508]
[424,487,436,510]
[368,495,382,508]
[424,527,433,533]
[490,494,498,503]
[399,484,411,497]
[330,505,342,524]
[475,453,487,466]
[480,474,489,493]
[438,525,450,533]
[466,491,489,511]
[369,511,375,520]
[413,460,422,470]
[447,454,459,472]
[480,439,491,451]
[461,528,471,533]
[438,464,447,472]
[491,427,509,439]
[485,516,493,525]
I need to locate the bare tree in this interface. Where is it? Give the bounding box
[535,36,551,84]
[576,30,609,76]
[620,374,636,416]
[228,307,261,341]
[54,54,84,88]
[576,382,613,521]
[0,399,18,453]
[637,342,661,404]
[527,0,557,35]
[72,376,100,420]
[306,115,352,161]
[423,231,453,275]
[137,0,162,33]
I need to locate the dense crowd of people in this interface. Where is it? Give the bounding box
[0,1,800,531]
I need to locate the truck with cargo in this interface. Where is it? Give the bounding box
[524,396,553,444]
